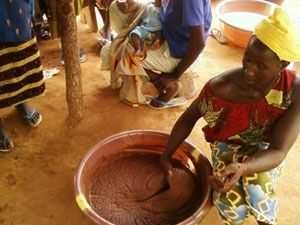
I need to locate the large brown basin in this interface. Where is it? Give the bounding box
[216,0,277,48]
[74,130,212,225]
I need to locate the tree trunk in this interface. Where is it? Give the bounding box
[57,0,84,126]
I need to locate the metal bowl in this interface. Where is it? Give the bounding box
[216,0,277,48]
[74,130,212,225]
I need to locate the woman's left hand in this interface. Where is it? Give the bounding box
[212,163,246,193]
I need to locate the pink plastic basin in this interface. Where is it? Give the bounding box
[74,130,212,225]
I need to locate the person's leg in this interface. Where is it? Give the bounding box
[152,79,179,102]
[147,79,183,108]
[143,42,185,107]
[211,142,249,225]
[242,167,281,225]
[143,42,181,75]
[44,0,59,38]
[146,69,180,102]
[15,103,42,127]
[0,119,13,152]
[95,0,111,34]
[213,185,249,225]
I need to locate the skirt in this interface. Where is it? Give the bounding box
[0,38,45,109]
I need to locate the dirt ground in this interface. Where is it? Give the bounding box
[0,1,300,225]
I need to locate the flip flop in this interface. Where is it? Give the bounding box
[149,97,187,110]
[23,110,42,128]
[43,68,60,80]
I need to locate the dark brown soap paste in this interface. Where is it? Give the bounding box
[89,151,202,225]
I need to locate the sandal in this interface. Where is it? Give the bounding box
[0,129,14,153]
[43,68,60,80]
[149,97,187,110]
[23,110,43,128]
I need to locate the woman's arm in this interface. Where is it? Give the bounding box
[242,77,300,174]
[145,26,205,81]
[160,97,204,177]
[154,26,206,93]
[169,26,206,79]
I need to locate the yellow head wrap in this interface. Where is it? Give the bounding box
[254,7,300,62]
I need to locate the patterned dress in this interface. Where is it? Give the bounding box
[0,0,45,109]
[197,69,296,225]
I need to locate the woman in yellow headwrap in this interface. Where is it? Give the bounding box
[159,7,300,225]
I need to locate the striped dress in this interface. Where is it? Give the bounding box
[0,0,45,109]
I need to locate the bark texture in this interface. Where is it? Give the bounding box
[57,0,84,126]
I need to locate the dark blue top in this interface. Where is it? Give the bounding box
[0,0,34,43]
[161,0,212,58]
